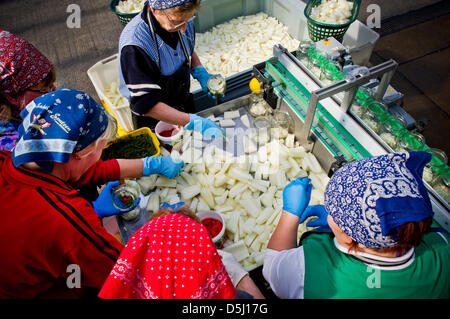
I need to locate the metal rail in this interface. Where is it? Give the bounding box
[272,45,398,151]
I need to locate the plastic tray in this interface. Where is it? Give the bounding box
[103,127,161,159]
[87,54,134,135]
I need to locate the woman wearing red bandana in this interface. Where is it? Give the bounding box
[99,207,265,299]
[0,30,56,150]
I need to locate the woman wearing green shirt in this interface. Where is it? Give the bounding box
[263,151,449,299]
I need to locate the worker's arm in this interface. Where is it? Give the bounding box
[236,274,265,299]
[143,101,190,126]
[267,210,300,251]
[190,51,202,69]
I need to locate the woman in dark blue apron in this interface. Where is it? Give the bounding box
[118,0,223,138]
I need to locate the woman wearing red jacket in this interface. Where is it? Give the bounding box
[0,87,183,298]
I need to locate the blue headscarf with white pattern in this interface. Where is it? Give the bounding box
[148,0,192,9]
[324,152,434,248]
[12,87,108,170]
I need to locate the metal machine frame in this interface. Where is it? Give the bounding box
[251,44,449,231]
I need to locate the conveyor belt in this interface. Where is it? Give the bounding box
[264,60,372,161]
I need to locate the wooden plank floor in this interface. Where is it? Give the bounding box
[1,0,449,155]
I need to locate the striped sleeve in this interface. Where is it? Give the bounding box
[35,187,124,288]
[120,45,162,115]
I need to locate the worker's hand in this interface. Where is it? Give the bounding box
[217,250,249,287]
[92,181,141,219]
[282,177,312,217]
[142,156,184,178]
[160,201,185,212]
[207,91,224,100]
[190,66,212,93]
[185,113,225,139]
[300,205,331,232]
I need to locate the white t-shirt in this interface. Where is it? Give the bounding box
[262,247,306,299]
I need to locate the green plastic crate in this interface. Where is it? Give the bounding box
[110,0,140,26]
[304,0,361,42]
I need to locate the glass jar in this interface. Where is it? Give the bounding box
[247,93,270,117]
[320,61,343,85]
[112,179,141,212]
[350,86,374,118]
[272,110,292,139]
[423,148,448,186]
[207,74,226,97]
[361,101,389,134]
[296,39,315,66]
[396,131,427,153]
[253,116,272,144]
[379,115,408,150]
[308,51,327,78]
[432,168,450,204]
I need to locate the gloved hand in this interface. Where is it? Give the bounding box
[282,177,312,217]
[300,205,331,232]
[142,156,184,178]
[217,250,249,287]
[92,181,141,218]
[190,66,212,93]
[160,201,185,212]
[185,113,225,139]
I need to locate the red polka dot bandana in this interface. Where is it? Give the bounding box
[99,213,236,299]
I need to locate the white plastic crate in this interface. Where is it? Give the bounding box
[87,54,134,133]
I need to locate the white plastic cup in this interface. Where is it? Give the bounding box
[155,121,184,150]
[197,211,226,248]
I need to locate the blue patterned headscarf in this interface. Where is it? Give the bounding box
[12,87,108,170]
[324,152,434,248]
[148,0,193,9]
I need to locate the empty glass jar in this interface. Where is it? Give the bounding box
[296,39,315,66]
[320,61,343,85]
[272,110,292,139]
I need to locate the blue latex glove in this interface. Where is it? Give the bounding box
[185,113,225,139]
[92,181,141,218]
[300,205,331,232]
[190,66,212,93]
[160,201,185,212]
[142,156,184,178]
[282,177,312,217]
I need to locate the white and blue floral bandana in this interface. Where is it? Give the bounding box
[324,152,434,248]
[12,87,108,169]
[148,0,192,9]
